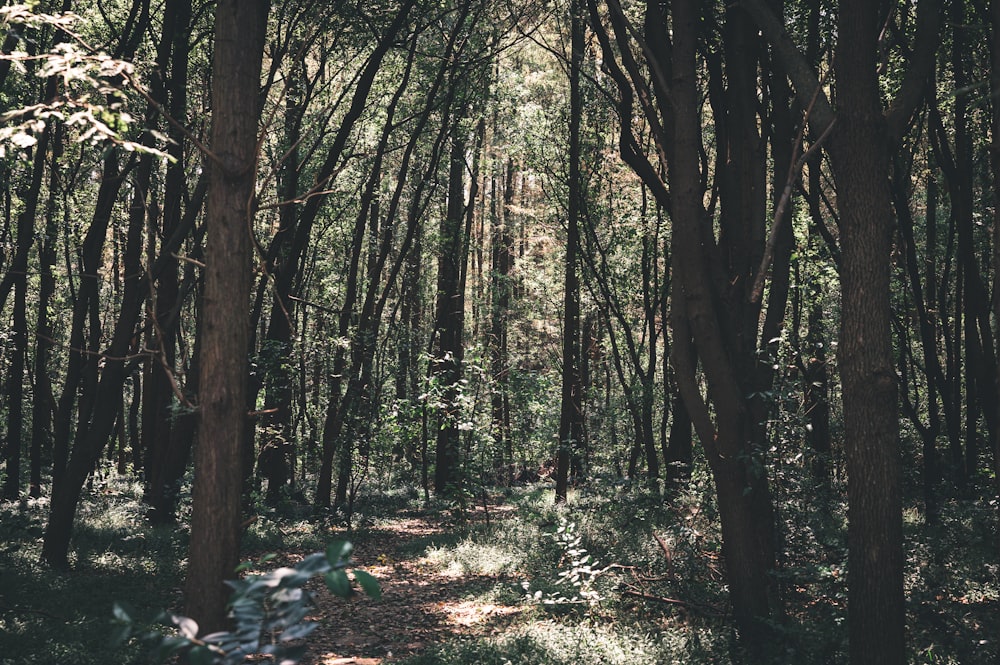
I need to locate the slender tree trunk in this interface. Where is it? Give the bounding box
[990,0,1000,562]
[30,125,62,499]
[894,159,942,520]
[304,0,418,506]
[433,111,469,496]
[664,369,693,487]
[556,0,585,504]
[143,0,194,524]
[950,0,993,479]
[42,151,132,568]
[184,0,268,634]
[397,223,424,467]
[489,159,515,481]
[3,125,48,499]
[256,46,306,504]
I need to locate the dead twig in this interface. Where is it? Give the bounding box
[653,532,678,583]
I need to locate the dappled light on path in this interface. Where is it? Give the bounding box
[303,511,522,663]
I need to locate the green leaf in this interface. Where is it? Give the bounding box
[150,635,192,661]
[111,601,133,623]
[325,569,351,598]
[109,623,132,648]
[326,541,353,566]
[279,621,317,642]
[352,569,381,600]
[187,645,216,665]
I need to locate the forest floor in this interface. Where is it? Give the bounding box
[2,477,998,664]
[300,504,523,664]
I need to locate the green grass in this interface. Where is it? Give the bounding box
[399,619,729,665]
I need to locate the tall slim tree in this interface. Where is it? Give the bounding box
[143,0,196,524]
[184,0,269,634]
[990,0,1000,555]
[556,0,585,503]
[488,158,516,479]
[433,108,470,495]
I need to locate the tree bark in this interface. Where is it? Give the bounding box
[669,0,779,644]
[3,123,48,499]
[833,3,904,662]
[143,0,194,524]
[184,0,268,635]
[489,158,516,481]
[990,0,1000,563]
[30,124,62,499]
[556,0,585,504]
[433,111,469,496]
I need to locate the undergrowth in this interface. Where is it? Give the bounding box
[0,480,185,665]
[0,469,997,665]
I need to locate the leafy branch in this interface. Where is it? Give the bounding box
[112,541,380,665]
[0,4,174,160]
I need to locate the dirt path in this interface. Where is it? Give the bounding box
[301,510,522,664]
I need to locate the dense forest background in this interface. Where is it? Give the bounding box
[0,0,998,663]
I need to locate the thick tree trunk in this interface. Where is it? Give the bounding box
[833,3,904,662]
[669,0,779,645]
[184,0,268,634]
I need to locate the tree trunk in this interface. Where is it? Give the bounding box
[556,0,585,504]
[3,124,48,499]
[833,3,905,661]
[433,111,469,496]
[256,45,306,505]
[990,0,1000,563]
[30,125,62,499]
[143,0,194,524]
[488,158,515,481]
[42,151,132,568]
[669,0,779,644]
[184,0,268,634]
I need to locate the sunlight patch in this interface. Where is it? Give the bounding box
[422,541,521,577]
[437,600,522,627]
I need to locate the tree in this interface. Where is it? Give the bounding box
[832,5,905,660]
[588,0,783,646]
[184,0,269,634]
[555,0,585,504]
[432,106,471,495]
[142,0,197,524]
[743,0,943,660]
[990,0,1000,559]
